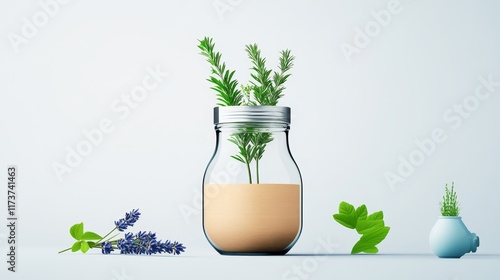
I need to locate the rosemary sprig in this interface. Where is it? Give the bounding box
[199,37,295,184]
[198,37,242,106]
[245,44,295,106]
[270,49,295,106]
[440,182,460,216]
[245,43,273,106]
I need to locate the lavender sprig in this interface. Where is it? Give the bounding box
[59,209,185,256]
[109,231,186,255]
[114,209,140,232]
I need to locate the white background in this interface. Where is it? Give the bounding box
[1,0,500,279]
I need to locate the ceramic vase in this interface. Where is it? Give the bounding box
[429,216,479,258]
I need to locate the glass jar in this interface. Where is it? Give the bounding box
[202,106,302,255]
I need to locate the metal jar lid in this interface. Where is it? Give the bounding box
[214,106,291,125]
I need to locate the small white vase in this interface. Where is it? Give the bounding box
[429,216,479,258]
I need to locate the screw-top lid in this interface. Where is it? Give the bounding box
[214,106,291,125]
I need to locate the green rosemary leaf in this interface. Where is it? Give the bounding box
[230,155,245,163]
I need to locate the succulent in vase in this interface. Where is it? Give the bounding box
[429,182,479,258]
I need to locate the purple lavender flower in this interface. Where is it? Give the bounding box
[114,209,141,232]
[124,232,134,241]
[101,241,114,254]
[161,240,173,254]
[125,209,140,224]
[113,231,185,255]
[117,232,134,254]
[171,241,186,255]
[96,209,185,256]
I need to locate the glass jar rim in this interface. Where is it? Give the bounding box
[214,106,291,125]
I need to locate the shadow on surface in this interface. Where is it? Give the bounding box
[286,253,500,259]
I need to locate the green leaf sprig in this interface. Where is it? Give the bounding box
[58,217,125,254]
[440,182,460,216]
[58,209,186,255]
[63,222,105,253]
[333,201,390,254]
